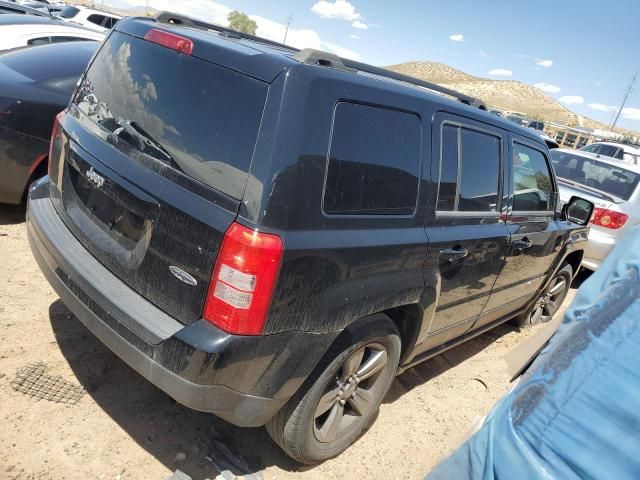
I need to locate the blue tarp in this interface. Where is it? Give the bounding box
[428,228,640,480]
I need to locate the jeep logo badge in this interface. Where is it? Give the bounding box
[169,266,198,287]
[86,167,105,188]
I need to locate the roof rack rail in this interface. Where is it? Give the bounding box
[152,15,485,110]
[293,48,487,110]
[595,138,640,147]
[154,12,299,52]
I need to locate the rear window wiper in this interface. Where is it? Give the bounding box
[101,117,182,171]
[113,120,173,161]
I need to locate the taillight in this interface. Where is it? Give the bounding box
[203,223,283,335]
[590,207,628,230]
[144,29,194,55]
[48,111,64,175]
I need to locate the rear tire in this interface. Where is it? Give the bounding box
[511,262,573,329]
[266,314,401,464]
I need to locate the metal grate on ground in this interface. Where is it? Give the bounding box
[10,362,85,405]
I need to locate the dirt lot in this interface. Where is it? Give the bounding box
[0,204,580,480]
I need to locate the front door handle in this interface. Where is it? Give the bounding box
[439,246,469,263]
[513,238,533,250]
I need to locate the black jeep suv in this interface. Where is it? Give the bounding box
[26,13,592,464]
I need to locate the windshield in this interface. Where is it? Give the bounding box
[73,31,268,199]
[551,150,640,200]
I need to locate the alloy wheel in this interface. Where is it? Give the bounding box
[313,343,389,443]
[529,274,568,324]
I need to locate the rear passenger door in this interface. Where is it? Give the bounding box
[482,137,562,321]
[421,114,510,345]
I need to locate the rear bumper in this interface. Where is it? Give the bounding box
[26,178,337,426]
[583,228,618,271]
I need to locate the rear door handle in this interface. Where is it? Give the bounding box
[513,238,532,250]
[439,247,469,263]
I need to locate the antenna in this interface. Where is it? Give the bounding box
[283,14,293,44]
[610,70,638,130]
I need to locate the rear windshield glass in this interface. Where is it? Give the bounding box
[551,150,640,200]
[74,31,267,199]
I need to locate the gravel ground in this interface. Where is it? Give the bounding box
[0,204,581,480]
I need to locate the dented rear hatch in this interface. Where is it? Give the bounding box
[48,24,269,325]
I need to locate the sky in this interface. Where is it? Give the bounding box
[105,0,640,130]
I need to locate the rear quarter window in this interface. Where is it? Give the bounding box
[87,14,106,26]
[323,102,421,215]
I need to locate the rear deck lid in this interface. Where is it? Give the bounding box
[49,28,269,325]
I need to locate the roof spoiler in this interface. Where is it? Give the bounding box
[154,12,297,51]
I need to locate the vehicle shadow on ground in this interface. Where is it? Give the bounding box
[572,268,592,289]
[49,297,517,479]
[0,204,26,225]
[48,300,302,479]
[387,268,592,403]
[385,323,517,403]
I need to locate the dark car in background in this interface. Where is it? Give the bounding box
[0,40,98,204]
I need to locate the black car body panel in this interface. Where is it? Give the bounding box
[28,15,588,428]
[0,40,98,203]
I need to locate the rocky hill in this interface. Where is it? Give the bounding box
[386,61,628,133]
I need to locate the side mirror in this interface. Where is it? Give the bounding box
[562,196,594,226]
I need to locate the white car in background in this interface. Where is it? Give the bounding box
[551,148,640,271]
[18,1,65,15]
[0,15,104,50]
[58,5,121,32]
[580,141,640,165]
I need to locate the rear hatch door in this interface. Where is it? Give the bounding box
[49,26,269,326]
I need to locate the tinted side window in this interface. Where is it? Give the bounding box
[49,36,87,43]
[513,143,554,211]
[459,129,500,211]
[597,144,620,158]
[581,144,599,154]
[87,14,106,26]
[437,125,458,211]
[59,6,80,18]
[323,102,421,215]
[437,124,501,213]
[27,37,50,46]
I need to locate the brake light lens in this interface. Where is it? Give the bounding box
[590,207,628,230]
[203,223,283,335]
[48,111,64,175]
[144,29,194,55]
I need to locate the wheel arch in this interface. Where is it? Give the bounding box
[563,249,584,279]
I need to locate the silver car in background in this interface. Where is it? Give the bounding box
[551,149,640,270]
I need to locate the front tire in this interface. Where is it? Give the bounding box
[512,262,573,328]
[266,314,401,464]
